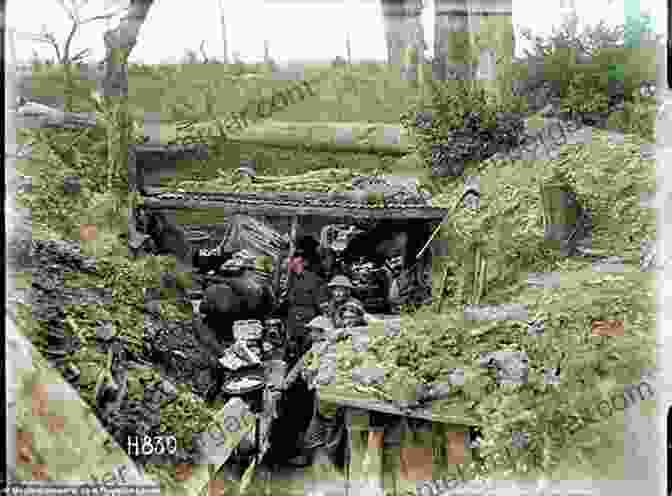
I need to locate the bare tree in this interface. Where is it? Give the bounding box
[101,0,154,100]
[25,1,129,110]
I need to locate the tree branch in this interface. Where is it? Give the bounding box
[62,21,79,63]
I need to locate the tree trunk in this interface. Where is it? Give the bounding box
[101,0,153,197]
[380,0,425,82]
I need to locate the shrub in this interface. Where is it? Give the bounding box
[516,11,659,110]
[606,91,656,142]
[560,72,610,121]
[401,78,527,177]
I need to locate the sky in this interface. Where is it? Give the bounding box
[5,0,668,65]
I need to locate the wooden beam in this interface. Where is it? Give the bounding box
[142,198,448,221]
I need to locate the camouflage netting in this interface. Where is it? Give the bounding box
[167,168,433,205]
[428,128,656,304]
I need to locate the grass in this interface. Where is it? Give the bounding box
[20,62,424,124]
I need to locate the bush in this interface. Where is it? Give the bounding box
[606,92,656,142]
[560,72,610,121]
[516,11,659,115]
[401,78,527,177]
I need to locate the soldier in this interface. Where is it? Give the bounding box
[325,275,378,328]
[285,236,327,361]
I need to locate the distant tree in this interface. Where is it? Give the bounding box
[199,40,210,63]
[183,49,199,64]
[623,11,661,48]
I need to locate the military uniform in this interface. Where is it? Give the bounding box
[286,268,326,354]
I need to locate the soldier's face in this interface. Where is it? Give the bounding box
[331,287,349,302]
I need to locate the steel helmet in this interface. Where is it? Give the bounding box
[327,275,355,290]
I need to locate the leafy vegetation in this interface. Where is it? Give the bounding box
[310,126,657,481]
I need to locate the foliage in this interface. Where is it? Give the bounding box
[157,384,216,451]
[400,77,527,175]
[320,128,657,480]
[429,128,656,302]
[15,91,145,239]
[606,92,657,142]
[351,262,655,480]
[516,10,659,112]
[560,72,610,118]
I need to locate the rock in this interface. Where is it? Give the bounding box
[543,367,561,386]
[63,175,82,194]
[383,318,401,337]
[479,351,529,386]
[425,381,452,400]
[463,176,480,210]
[511,431,531,449]
[317,365,337,386]
[351,334,369,353]
[447,368,466,386]
[525,272,561,289]
[592,256,626,273]
[96,321,115,341]
[464,304,528,321]
[352,367,386,387]
[144,301,162,315]
[527,318,546,336]
[159,379,178,398]
[640,239,661,271]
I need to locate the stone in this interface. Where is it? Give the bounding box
[383,318,401,337]
[63,176,82,194]
[464,304,529,321]
[159,379,178,398]
[382,126,401,146]
[525,272,561,289]
[352,367,386,387]
[96,321,115,342]
[527,318,546,337]
[592,257,626,273]
[511,430,530,449]
[334,127,354,146]
[351,334,369,353]
[640,239,661,271]
[479,351,529,386]
[543,367,561,386]
[447,368,465,386]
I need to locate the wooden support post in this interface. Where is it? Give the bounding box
[540,181,580,253]
[436,262,452,313]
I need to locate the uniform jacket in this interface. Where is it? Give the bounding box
[286,269,326,338]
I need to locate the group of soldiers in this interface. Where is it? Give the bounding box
[282,235,377,361]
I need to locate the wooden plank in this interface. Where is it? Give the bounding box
[317,389,480,427]
[141,198,448,221]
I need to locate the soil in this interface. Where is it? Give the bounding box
[14,238,248,467]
